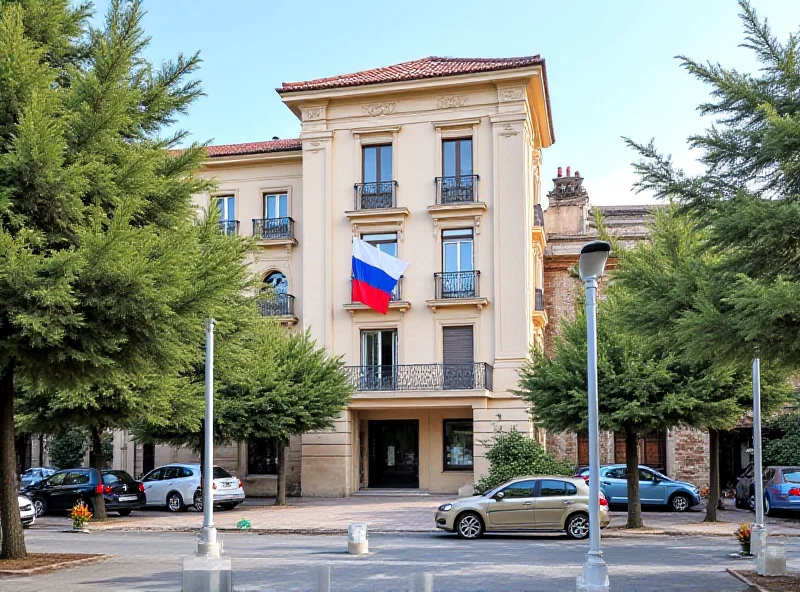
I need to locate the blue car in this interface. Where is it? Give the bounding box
[577,465,701,512]
[763,466,800,515]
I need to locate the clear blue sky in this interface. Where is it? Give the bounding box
[94,0,800,205]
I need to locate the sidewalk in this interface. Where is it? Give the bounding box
[76,496,800,538]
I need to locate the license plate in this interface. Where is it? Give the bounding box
[221,481,233,489]
[119,495,138,502]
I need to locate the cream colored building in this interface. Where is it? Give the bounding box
[114,55,554,497]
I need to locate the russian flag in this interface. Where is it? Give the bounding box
[352,238,409,314]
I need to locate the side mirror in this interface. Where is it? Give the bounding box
[494,491,505,501]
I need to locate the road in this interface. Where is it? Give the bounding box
[2,529,787,591]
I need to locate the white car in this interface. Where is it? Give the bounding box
[19,495,35,528]
[141,463,245,512]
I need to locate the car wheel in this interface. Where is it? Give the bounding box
[765,495,773,517]
[167,492,185,513]
[219,502,238,511]
[749,493,756,511]
[193,491,203,512]
[32,498,46,517]
[455,512,484,539]
[117,509,133,517]
[734,496,746,509]
[566,513,590,540]
[670,493,691,512]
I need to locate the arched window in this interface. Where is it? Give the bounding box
[264,271,288,295]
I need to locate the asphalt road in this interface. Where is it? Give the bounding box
[3,529,788,592]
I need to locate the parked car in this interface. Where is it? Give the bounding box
[19,467,57,489]
[734,463,755,509]
[576,464,700,511]
[141,463,245,512]
[746,466,800,515]
[434,476,610,540]
[22,468,146,517]
[18,494,35,528]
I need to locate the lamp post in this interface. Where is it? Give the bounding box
[751,357,766,558]
[197,318,221,557]
[578,241,612,592]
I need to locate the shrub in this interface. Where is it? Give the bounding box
[764,413,800,466]
[475,428,575,494]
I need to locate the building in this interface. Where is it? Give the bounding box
[110,55,555,497]
[541,168,711,489]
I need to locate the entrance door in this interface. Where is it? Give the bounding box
[368,420,419,488]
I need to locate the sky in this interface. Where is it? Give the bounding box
[92,0,800,206]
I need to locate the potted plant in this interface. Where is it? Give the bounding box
[70,501,92,533]
[735,521,751,556]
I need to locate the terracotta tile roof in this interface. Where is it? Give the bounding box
[205,138,301,157]
[278,55,546,93]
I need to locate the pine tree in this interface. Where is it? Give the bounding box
[0,0,248,555]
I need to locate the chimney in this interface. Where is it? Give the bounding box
[272,136,280,140]
[566,166,571,177]
[557,167,563,178]
[575,170,580,177]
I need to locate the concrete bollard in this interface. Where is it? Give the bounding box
[758,541,788,576]
[409,573,433,592]
[316,564,332,592]
[348,523,369,555]
[182,555,232,592]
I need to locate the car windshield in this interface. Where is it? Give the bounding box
[213,467,232,479]
[783,469,800,483]
[102,471,135,484]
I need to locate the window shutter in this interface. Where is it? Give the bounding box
[443,326,474,365]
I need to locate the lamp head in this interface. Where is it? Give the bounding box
[578,241,612,281]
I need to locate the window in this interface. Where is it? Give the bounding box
[264,193,288,219]
[162,467,182,480]
[443,420,473,470]
[360,329,397,390]
[102,471,134,484]
[638,469,656,483]
[264,271,288,295]
[213,466,233,479]
[500,479,535,499]
[217,195,235,221]
[538,480,569,497]
[606,468,626,480]
[440,229,475,299]
[248,437,280,475]
[63,470,91,485]
[142,468,162,482]
[442,327,474,389]
[362,233,397,257]
[363,145,393,184]
[45,471,67,487]
[443,138,473,178]
[181,467,195,478]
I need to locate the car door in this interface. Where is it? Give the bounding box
[485,479,537,528]
[639,469,668,505]
[35,470,67,511]
[57,470,92,510]
[602,468,628,503]
[178,466,199,500]
[161,466,182,500]
[141,468,163,506]
[534,479,578,528]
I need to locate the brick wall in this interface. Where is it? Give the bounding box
[543,259,580,355]
[668,427,709,489]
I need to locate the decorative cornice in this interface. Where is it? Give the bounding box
[362,102,396,116]
[436,95,469,109]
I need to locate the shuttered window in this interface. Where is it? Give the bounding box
[443,326,474,389]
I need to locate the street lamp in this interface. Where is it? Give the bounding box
[578,241,611,592]
[751,357,766,559]
[197,318,221,558]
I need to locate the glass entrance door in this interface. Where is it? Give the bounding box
[368,420,419,488]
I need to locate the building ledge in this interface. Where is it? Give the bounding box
[269,315,298,326]
[532,310,548,328]
[426,297,488,312]
[532,226,546,251]
[255,237,298,248]
[427,202,487,220]
[344,301,410,315]
[349,390,493,407]
[345,207,410,222]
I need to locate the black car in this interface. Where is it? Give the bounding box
[22,468,146,517]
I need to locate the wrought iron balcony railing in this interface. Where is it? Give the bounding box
[218,220,239,236]
[534,203,545,228]
[351,277,403,302]
[253,217,294,240]
[535,287,544,311]
[434,270,480,299]
[343,363,493,392]
[258,293,295,317]
[354,180,397,210]
[435,174,479,204]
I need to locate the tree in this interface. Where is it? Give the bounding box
[0,0,249,554]
[48,427,87,470]
[474,428,574,494]
[220,321,353,505]
[518,296,702,528]
[612,208,790,521]
[764,410,800,466]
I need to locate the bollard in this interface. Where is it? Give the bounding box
[182,555,232,592]
[758,540,787,576]
[348,523,369,555]
[409,573,433,592]
[316,564,332,592]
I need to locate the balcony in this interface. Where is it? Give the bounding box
[428,271,488,311]
[353,181,397,210]
[258,293,297,324]
[532,287,547,329]
[344,277,410,314]
[532,203,546,250]
[252,217,296,246]
[218,220,239,236]
[435,175,480,204]
[535,287,544,311]
[344,363,493,393]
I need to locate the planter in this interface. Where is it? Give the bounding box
[72,524,90,534]
[739,542,751,556]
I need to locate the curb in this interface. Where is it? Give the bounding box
[727,568,766,592]
[0,554,112,576]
